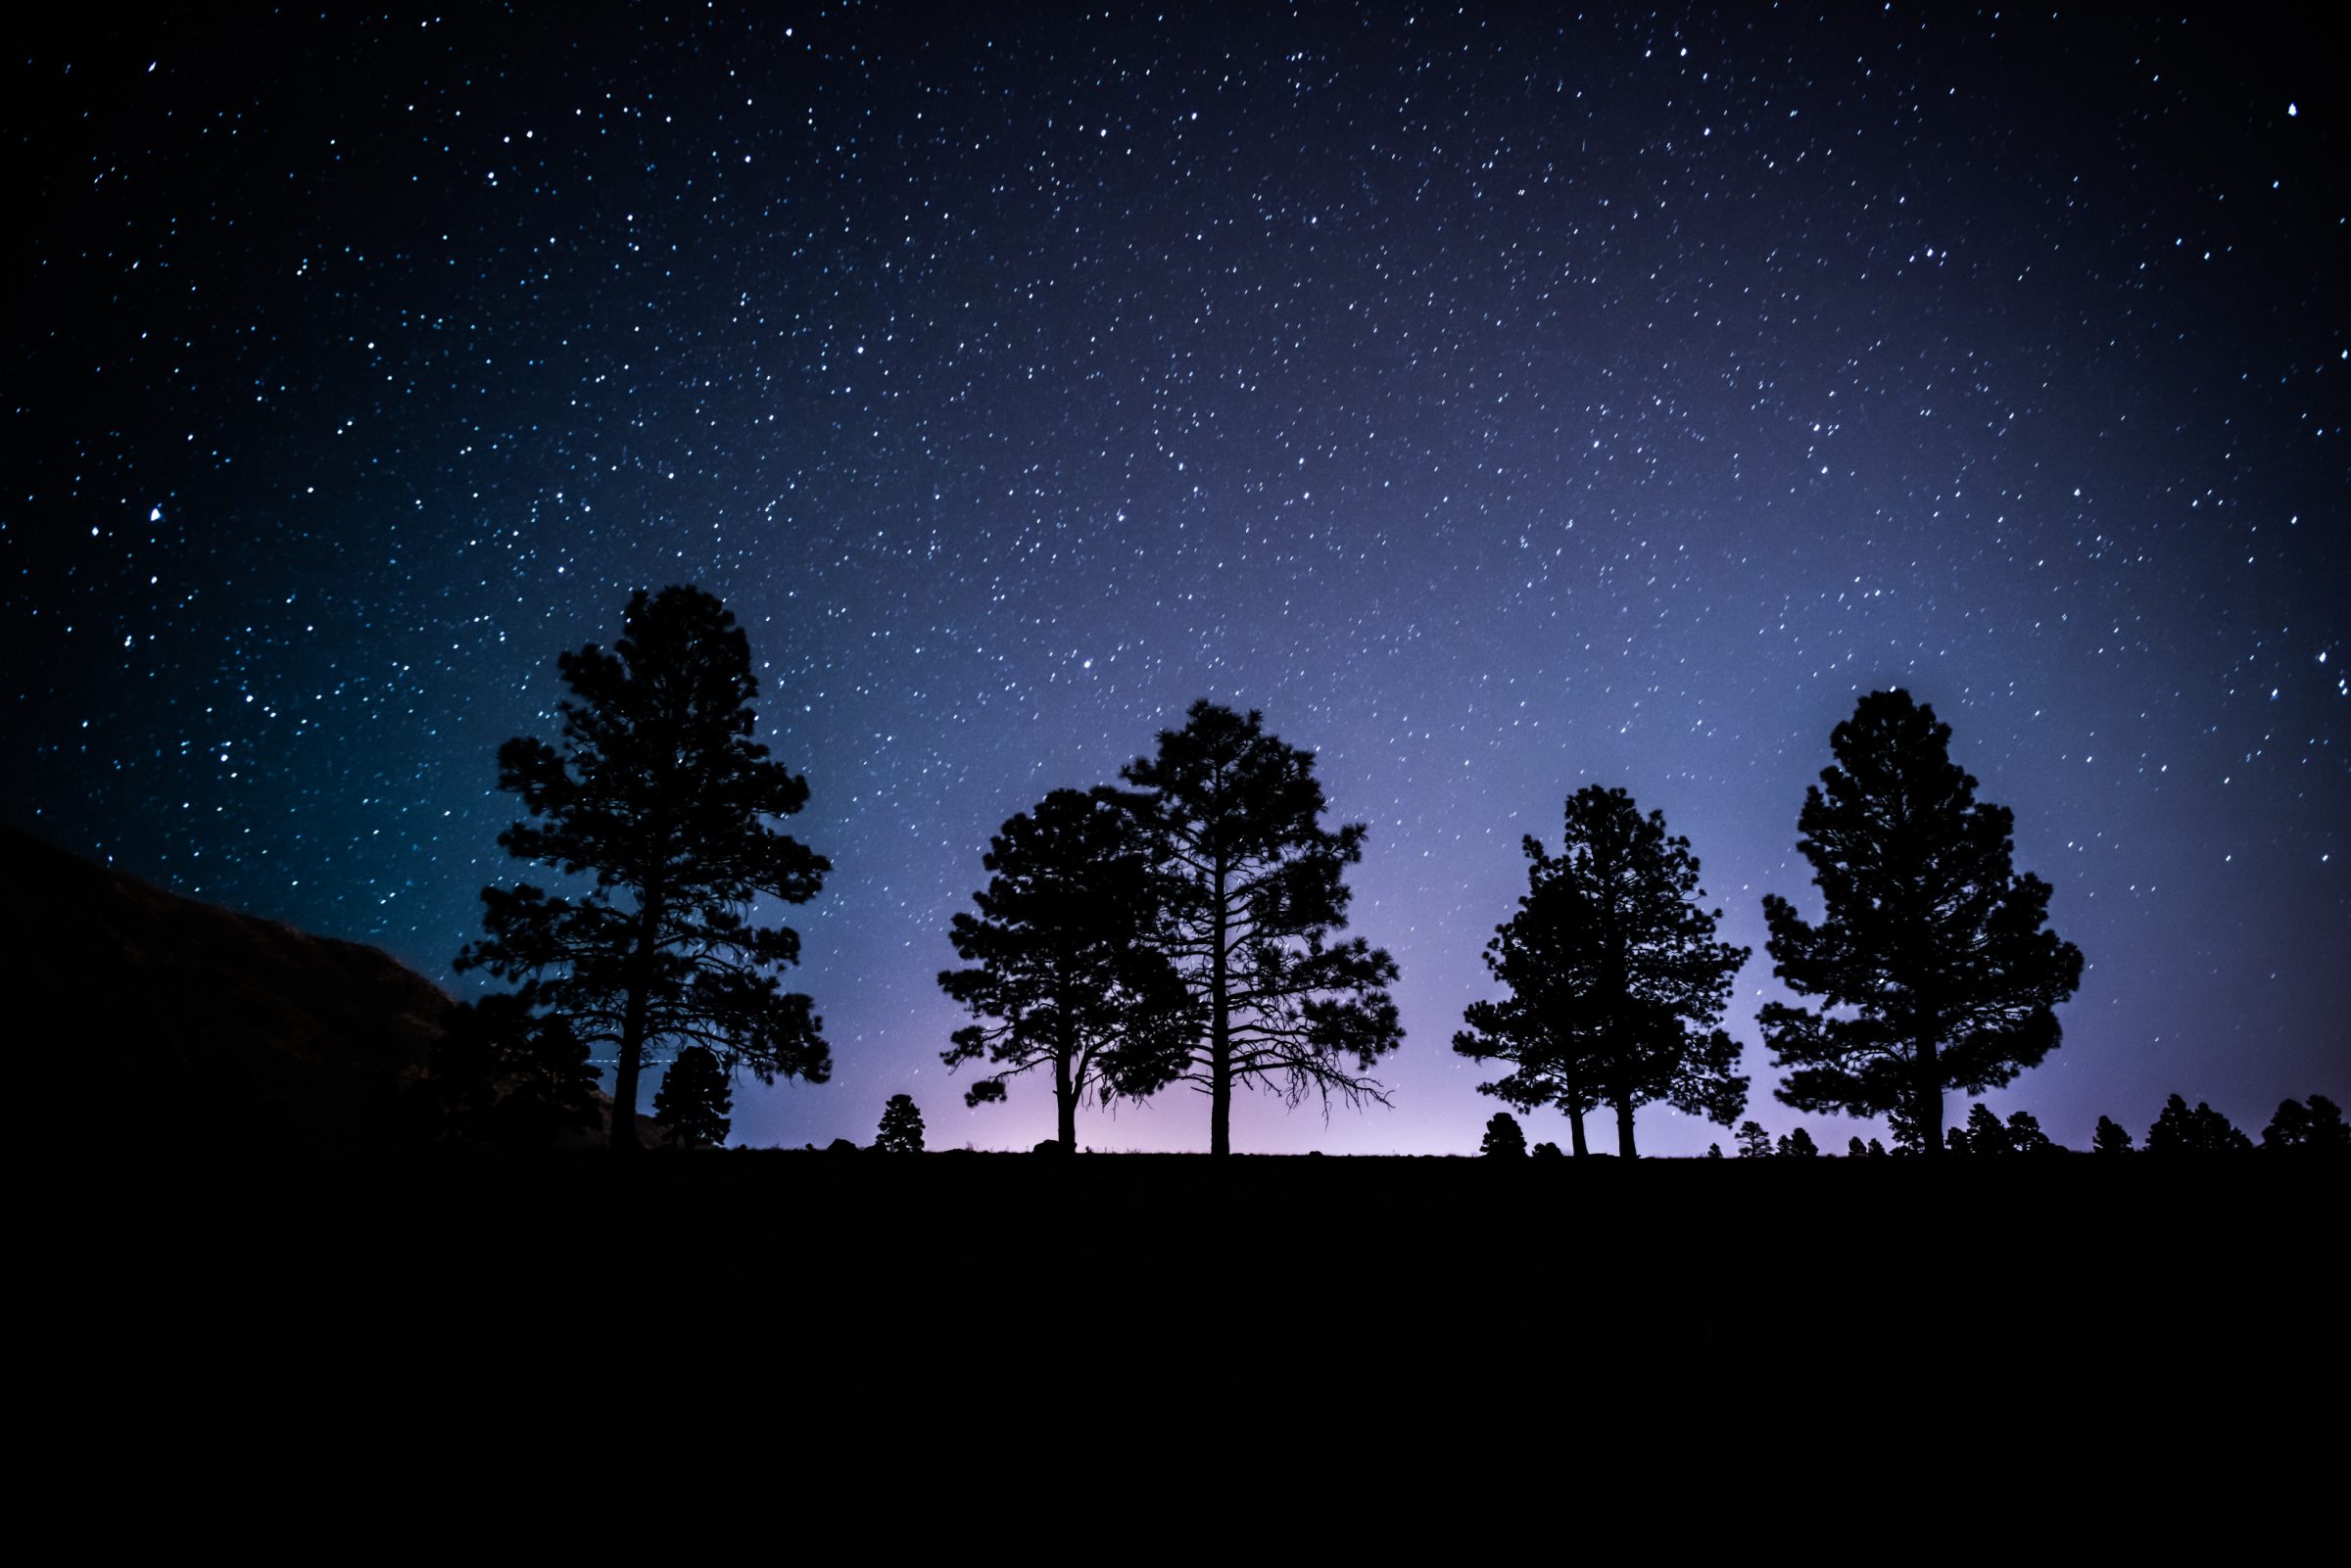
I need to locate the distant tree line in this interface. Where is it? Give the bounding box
[412,585,2329,1162]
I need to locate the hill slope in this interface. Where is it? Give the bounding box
[4,827,456,1138]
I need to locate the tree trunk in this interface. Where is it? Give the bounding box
[1209,854,1231,1158]
[1917,1040,1942,1159]
[1568,1106,1589,1158]
[1614,1098,1638,1159]
[611,1016,646,1156]
[611,895,662,1156]
[1054,1047,1077,1154]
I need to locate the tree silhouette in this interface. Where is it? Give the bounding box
[939,788,1193,1152]
[1480,1111,1527,1159]
[1118,701,1401,1156]
[875,1093,925,1155]
[1760,689,2084,1156]
[409,988,600,1145]
[2256,1095,2347,1153]
[2145,1093,2252,1155]
[1961,1102,2009,1155]
[1886,1105,1931,1156]
[652,1044,733,1148]
[2004,1109,2054,1155]
[1457,786,1747,1159]
[1866,1137,1887,1157]
[457,586,830,1154]
[2091,1115,2133,1155]
[1531,1140,1563,1160]
[1777,1126,1819,1158]
[1847,1136,1867,1158]
[1735,1120,1773,1159]
[2263,1097,2313,1150]
[2293,1094,2348,1151]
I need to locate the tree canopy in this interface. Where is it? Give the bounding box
[2262,1095,2349,1152]
[1479,1111,1527,1158]
[2145,1094,2252,1155]
[938,787,1192,1152]
[1118,701,1401,1156]
[1760,689,2084,1156]
[456,585,830,1152]
[876,1093,926,1155]
[652,1044,733,1149]
[1456,786,1747,1158]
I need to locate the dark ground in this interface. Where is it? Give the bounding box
[21,1148,2340,1535]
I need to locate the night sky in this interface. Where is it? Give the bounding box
[9,5,2344,1155]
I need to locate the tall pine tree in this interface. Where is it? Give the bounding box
[1458,787,1748,1159]
[1119,701,1402,1156]
[1760,690,2083,1156]
[939,787,1193,1152]
[458,586,830,1154]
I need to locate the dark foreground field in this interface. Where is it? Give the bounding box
[21,1148,2342,1528]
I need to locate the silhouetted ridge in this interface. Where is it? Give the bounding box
[5,826,456,1139]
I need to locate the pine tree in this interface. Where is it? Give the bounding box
[1778,1127,1820,1158]
[1456,786,1747,1159]
[2304,1094,2350,1151]
[1963,1102,2010,1155]
[1479,1111,1527,1158]
[1866,1138,1888,1158]
[652,1044,733,1148]
[1736,1120,1774,1158]
[1847,1136,1868,1158]
[1760,690,2084,1156]
[2256,1096,2343,1152]
[2263,1097,2312,1150]
[2091,1115,2133,1155]
[1119,701,1401,1156]
[939,788,1193,1152]
[2145,1093,2252,1155]
[457,586,830,1154]
[2004,1109,2054,1155]
[875,1093,925,1155]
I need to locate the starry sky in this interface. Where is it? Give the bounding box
[8,4,2344,1155]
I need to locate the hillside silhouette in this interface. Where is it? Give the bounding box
[6,827,455,1140]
